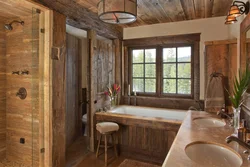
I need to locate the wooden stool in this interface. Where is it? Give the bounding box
[96,122,119,167]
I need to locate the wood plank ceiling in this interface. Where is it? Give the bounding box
[36,0,233,39]
[75,0,233,27]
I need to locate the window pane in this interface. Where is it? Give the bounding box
[133,49,144,63]
[145,79,156,92]
[178,63,191,78]
[178,47,191,62]
[163,64,176,78]
[163,48,176,62]
[178,79,191,94]
[145,49,156,63]
[163,79,176,94]
[133,64,144,77]
[145,64,156,77]
[133,79,144,92]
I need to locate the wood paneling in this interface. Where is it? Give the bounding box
[52,11,66,167]
[66,33,81,148]
[96,113,180,164]
[205,40,238,112]
[73,0,233,28]
[0,22,6,161]
[4,15,40,166]
[36,0,122,39]
[0,0,49,21]
[122,34,201,110]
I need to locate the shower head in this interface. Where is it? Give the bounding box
[4,24,12,30]
[4,20,24,30]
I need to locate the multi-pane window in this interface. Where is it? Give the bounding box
[163,46,192,95]
[132,49,156,93]
[130,45,192,97]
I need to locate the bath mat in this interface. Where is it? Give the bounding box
[118,159,161,167]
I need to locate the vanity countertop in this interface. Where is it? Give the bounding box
[162,110,250,167]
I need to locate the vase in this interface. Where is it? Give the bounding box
[233,107,241,129]
[110,95,117,108]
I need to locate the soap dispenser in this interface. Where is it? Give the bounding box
[238,119,247,142]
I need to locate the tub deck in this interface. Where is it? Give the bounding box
[95,106,187,164]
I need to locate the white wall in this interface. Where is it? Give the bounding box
[124,16,236,100]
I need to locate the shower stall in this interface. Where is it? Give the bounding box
[0,1,51,166]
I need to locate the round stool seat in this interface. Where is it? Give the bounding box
[96,122,119,134]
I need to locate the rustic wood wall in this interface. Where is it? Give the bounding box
[0,21,6,161]
[205,40,237,112]
[66,33,81,148]
[52,11,66,167]
[122,34,201,110]
[93,39,115,111]
[5,15,40,166]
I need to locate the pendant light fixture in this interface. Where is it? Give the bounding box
[97,0,137,24]
[225,1,249,25]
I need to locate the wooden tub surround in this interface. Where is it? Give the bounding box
[95,108,184,165]
[163,111,250,167]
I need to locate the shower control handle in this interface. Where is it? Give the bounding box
[16,87,27,100]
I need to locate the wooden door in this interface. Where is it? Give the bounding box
[66,33,82,148]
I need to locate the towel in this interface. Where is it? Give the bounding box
[205,75,225,112]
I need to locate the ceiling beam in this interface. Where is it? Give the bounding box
[36,0,123,39]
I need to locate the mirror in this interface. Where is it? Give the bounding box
[240,13,250,109]
[240,13,250,71]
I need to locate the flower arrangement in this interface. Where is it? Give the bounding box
[104,84,121,107]
[104,84,121,97]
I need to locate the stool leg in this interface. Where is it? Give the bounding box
[105,134,108,167]
[111,133,118,157]
[96,134,102,158]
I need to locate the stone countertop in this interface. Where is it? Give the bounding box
[162,110,250,167]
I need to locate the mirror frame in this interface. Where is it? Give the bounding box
[240,13,250,71]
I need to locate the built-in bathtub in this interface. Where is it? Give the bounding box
[95,105,187,164]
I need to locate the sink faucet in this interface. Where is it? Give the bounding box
[226,136,250,150]
[217,110,233,126]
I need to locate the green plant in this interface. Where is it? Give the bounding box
[227,65,250,108]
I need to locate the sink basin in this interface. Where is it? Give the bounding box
[185,141,242,167]
[193,117,226,127]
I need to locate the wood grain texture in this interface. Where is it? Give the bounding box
[205,41,237,111]
[88,36,115,152]
[66,33,81,148]
[73,0,232,27]
[0,0,49,21]
[36,0,122,39]
[240,13,250,128]
[96,113,180,164]
[52,11,66,167]
[4,15,40,167]
[0,21,6,161]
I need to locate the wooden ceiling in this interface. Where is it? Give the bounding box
[0,0,49,22]
[75,0,233,27]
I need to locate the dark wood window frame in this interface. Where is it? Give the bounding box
[130,46,157,95]
[129,44,194,98]
[124,34,200,100]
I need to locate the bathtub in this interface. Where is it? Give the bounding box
[108,105,187,121]
[95,105,187,164]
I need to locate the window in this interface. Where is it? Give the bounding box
[163,46,192,95]
[130,45,193,97]
[132,48,156,93]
